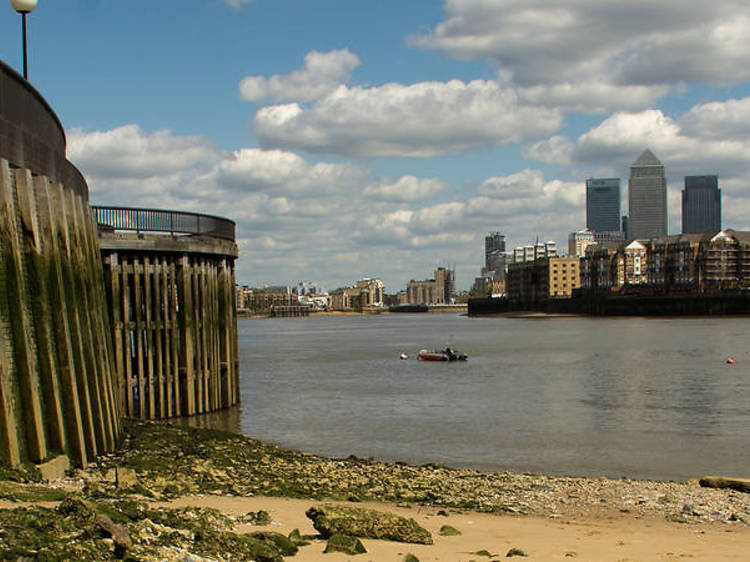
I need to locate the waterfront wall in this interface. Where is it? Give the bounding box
[468,293,750,316]
[95,219,239,419]
[0,61,121,468]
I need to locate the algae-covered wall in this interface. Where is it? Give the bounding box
[0,59,121,469]
[0,160,121,468]
[98,232,239,419]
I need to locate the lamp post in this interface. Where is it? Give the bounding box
[10,0,38,80]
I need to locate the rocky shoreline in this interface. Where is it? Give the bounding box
[1,421,748,560]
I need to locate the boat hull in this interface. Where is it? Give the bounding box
[417,349,467,361]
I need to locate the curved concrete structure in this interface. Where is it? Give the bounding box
[94,208,239,419]
[0,60,121,469]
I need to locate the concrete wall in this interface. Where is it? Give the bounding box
[0,60,87,199]
[98,232,239,419]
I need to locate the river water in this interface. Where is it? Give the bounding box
[230,313,750,481]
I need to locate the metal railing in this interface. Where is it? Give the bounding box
[92,206,235,241]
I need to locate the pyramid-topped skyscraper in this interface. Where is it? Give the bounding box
[628,149,667,240]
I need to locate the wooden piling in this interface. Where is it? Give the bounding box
[0,161,122,468]
[96,227,239,421]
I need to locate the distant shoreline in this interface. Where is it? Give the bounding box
[238,305,468,318]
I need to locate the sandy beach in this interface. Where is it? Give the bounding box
[158,494,750,561]
[1,422,749,560]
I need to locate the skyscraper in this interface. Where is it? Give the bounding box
[484,232,506,280]
[484,232,506,268]
[682,175,721,234]
[628,149,667,240]
[586,178,621,233]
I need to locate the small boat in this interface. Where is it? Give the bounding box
[400,353,409,360]
[417,347,467,361]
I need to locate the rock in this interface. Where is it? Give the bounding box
[682,504,698,516]
[288,528,311,546]
[730,512,749,523]
[239,509,271,525]
[306,503,433,544]
[56,495,96,518]
[36,455,70,481]
[699,476,750,494]
[507,547,528,557]
[116,467,138,489]
[404,554,420,562]
[125,481,156,498]
[439,525,462,536]
[666,512,690,524]
[96,514,132,554]
[248,531,298,556]
[323,534,367,554]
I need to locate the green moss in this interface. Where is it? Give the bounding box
[248,531,299,556]
[148,505,234,535]
[666,513,690,524]
[0,460,35,483]
[123,482,155,498]
[439,524,462,536]
[239,509,271,525]
[324,534,367,555]
[0,481,68,502]
[0,506,112,560]
[288,528,311,546]
[191,529,284,561]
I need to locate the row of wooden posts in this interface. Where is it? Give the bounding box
[0,158,240,469]
[0,160,120,468]
[101,250,239,420]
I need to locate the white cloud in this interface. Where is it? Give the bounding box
[476,169,545,199]
[67,125,222,180]
[522,136,574,165]
[253,79,561,157]
[357,172,584,257]
[517,82,669,114]
[411,0,750,110]
[679,97,750,140]
[214,148,368,196]
[363,176,449,203]
[68,123,591,289]
[239,49,360,104]
[574,110,685,164]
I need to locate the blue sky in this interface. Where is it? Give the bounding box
[3,0,750,291]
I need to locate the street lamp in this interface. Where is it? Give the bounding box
[10,0,38,80]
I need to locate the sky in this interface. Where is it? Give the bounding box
[3,0,750,292]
